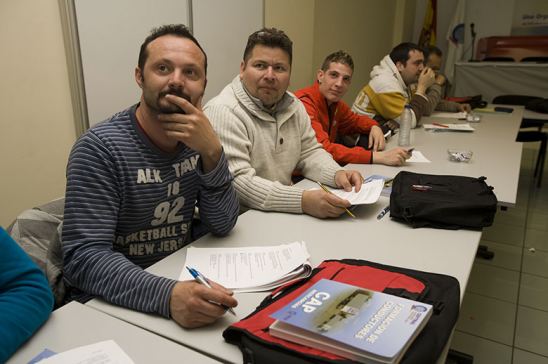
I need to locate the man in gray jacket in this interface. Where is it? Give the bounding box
[205,28,363,218]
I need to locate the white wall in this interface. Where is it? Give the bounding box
[466,0,516,57]
[265,0,316,92]
[74,0,191,126]
[413,0,517,63]
[0,0,76,227]
[312,0,405,105]
[195,0,264,103]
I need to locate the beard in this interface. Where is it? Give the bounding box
[142,83,192,114]
[157,88,192,114]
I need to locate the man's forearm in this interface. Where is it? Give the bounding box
[63,246,177,317]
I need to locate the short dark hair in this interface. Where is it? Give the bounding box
[321,50,354,72]
[423,45,443,60]
[243,28,293,65]
[138,24,207,74]
[389,42,423,66]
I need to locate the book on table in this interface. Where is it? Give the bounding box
[269,279,432,364]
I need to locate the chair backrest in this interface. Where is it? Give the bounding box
[482,57,515,62]
[492,94,543,106]
[526,98,548,114]
[521,56,548,63]
[7,198,66,308]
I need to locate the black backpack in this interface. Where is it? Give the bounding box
[389,171,497,230]
[223,259,460,364]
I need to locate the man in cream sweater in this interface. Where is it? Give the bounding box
[204,28,363,218]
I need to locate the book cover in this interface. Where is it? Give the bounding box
[270,279,432,363]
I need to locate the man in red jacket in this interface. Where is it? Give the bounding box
[295,51,410,165]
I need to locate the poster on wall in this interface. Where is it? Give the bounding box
[511,0,548,35]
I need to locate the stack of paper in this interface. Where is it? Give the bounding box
[36,340,134,364]
[180,241,312,292]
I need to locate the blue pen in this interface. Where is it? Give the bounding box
[186,266,236,316]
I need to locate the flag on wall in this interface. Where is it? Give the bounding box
[418,0,437,49]
[444,0,466,83]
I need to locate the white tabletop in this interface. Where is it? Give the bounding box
[349,108,524,207]
[7,301,220,364]
[88,204,481,363]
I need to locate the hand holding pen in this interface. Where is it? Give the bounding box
[301,182,354,219]
[186,266,237,316]
[168,268,238,328]
[316,181,356,218]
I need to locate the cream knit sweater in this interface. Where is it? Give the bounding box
[204,76,342,214]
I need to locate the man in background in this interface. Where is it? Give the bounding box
[422,45,471,113]
[295,50,410,166]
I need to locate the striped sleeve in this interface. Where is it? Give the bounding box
[423,83,444,116]
[368,87,407,121]
[62,132,177,318]
[195,151,239,236]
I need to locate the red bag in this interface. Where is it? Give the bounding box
[223,259,460,364]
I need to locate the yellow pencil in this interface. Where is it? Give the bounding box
[316,181,356,218]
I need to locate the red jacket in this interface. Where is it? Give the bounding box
[295,82,379,164]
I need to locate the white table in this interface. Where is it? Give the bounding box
[350,108,524,207]
[88,205,481,363]
[84,107,524,363]
[7,302,220,364]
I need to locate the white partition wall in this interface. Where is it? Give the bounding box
[61,0,264,131]
[74,0,191,127]
[192,0,264,103]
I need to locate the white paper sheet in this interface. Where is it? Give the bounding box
[406,150,431,163]
[423,123,475,132]
[38,340,134,364]
[181,241,311,292]
[329,179,384,205]
[363,175,392,197]
[430,111,467,119]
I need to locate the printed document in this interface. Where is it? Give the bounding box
[180,241,312,292]
[430,111,467,119]
[406,150,431,163]
[38,340,134,364]
[423,123,475,132]
[330,179,384,205]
